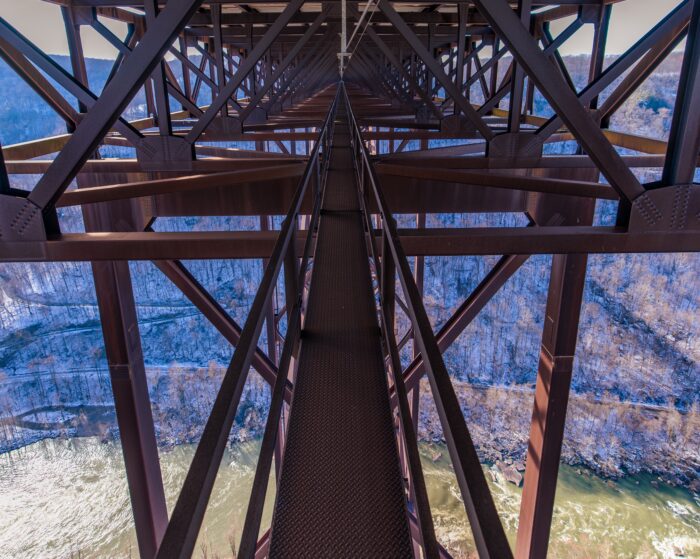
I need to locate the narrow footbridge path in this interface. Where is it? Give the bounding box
[268,98,414,558]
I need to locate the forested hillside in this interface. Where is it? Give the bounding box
[0,54,698,489]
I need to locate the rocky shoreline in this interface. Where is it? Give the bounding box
[417,379,700,493]
[2,369,698,494]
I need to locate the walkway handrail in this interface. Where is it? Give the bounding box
[342,83,514,559]
[155,87,341,559]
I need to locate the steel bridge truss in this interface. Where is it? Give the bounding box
[0,1,699,558]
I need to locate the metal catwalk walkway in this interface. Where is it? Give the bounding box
[268,102,414,558]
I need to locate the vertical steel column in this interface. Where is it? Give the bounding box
[490,38,500,100]
[0,141,10,194]
[574,7,611,161]
[454,4,468,115]
[588,5,612,112]
[515,253,588,559]
[192,53,206,104]
[140,21,158,120]
[208,42,217,104]
[425,25,434,98]
[340,0,347,76]
[178,36,192,108]
[91,259,169,559]
[81,194,168,559]
[447,47,455,86]
[662,0,700,186]
[507,0,532,132]
[211,5,229,117]
[145,0,174,135]
[514,9,601,544]
[465,42,473,101]
[63,12,170,539]
[411,51,416,84]
[61,7,89,115]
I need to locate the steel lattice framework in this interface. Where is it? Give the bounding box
[0,1,699,558]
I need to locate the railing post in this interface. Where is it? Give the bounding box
[364,165,372,210]
[380,217,396,334]
[313,156,321,202]
[359,163,366,199]
[284,221,300,332]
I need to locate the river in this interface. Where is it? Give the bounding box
[0,438,698,558]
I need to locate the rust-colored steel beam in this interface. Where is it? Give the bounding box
[2,225,700,262]
[56,164,306,206]
[0,35,80,127]
[185,0,305,143]
[5,157,303,174]
[515,253,588,558]
[473,0,645,202]
[398,226,700,254]
[151,259,290,402]
[80,182,168,559]
[396,254,529,405]
[374,154,680,169]
[377,163,618,200]
[662,0,700,186]
[17,0,204,216]
[90,259,169,558]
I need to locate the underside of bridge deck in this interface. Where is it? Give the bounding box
[0,0,698,557]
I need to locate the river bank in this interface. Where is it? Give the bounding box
[1,368,698,492]
[0,437,698,558]
[417,379,700,492]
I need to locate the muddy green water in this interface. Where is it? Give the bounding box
[0,438,698,558]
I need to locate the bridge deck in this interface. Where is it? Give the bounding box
[268,103,413,558]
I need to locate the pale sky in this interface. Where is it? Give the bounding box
[0,0,686,60]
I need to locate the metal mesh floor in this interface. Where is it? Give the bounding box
[268,106,413,558]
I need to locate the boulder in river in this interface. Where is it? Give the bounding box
[496,460,523,486]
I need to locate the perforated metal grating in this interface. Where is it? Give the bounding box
[268,105,413,558]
